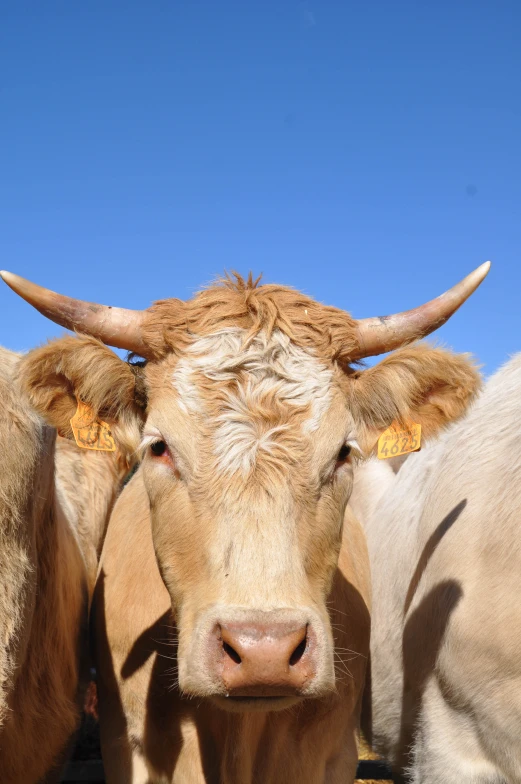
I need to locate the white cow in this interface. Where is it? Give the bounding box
[353,355,521,783]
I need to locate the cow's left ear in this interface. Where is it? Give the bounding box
[17,335,146,456]
[349,344,481,454]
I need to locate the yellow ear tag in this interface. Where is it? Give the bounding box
[377,420,421,460]
[70,401,116,452]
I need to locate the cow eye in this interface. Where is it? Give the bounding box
[150,440,167,457]
[336,444,351,463]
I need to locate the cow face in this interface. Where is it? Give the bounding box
[11,270,486,711]
[139,329,359,707]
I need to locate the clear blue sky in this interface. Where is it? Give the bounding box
[1,2,519,374]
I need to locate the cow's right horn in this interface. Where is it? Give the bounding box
[0,271,150,357]
[351,261,490,360]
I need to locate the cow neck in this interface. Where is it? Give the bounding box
[173,696,342,783]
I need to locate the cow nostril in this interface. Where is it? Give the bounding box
[289,635,307,666]
[222,641,242,664]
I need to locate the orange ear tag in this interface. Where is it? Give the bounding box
[70,401,116,452]
[377,420,421,460]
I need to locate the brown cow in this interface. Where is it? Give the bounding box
[0,346,128,783]
[95,469,372,783]
[2,264,488,782]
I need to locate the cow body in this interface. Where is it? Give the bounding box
[94,469,371,783]
[0,347,125,783]
[357,355,521,783]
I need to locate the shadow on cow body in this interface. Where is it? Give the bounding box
[361,493,467,774]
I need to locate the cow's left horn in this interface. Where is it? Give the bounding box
[0,271,150,357]
[351,261,490,360]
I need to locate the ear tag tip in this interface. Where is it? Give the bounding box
[70,400,116,452]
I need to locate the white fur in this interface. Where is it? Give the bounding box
[172,329,332,474]
[354,354,521,782]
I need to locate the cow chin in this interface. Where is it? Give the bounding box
[177,606,336,711]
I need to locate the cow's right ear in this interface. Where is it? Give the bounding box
[348,343,481,455]
[17,335,146,455]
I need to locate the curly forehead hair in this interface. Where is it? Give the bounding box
[141,272,359,365]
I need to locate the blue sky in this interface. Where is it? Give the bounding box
[1,2,519,374]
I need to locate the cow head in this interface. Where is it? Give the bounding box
[2,265,488,711]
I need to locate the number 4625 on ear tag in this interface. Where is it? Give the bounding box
[377,420,421,460]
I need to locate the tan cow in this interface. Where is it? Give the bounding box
[352,354,521,784]
[0,346,128,783]
[1,264,488,783]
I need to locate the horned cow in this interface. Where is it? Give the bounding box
[1,263,488,783]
